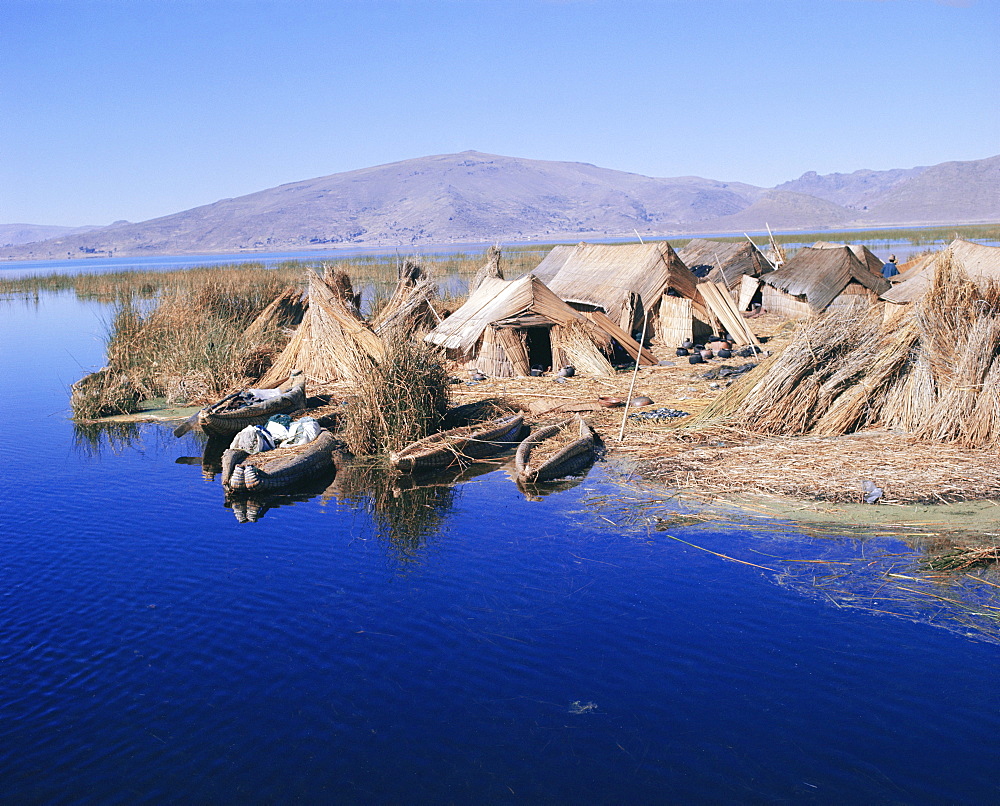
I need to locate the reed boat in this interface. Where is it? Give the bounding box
[389,414,525,473]
[514,416,595,484]
[197,380,306,437]
[222,428,338,493]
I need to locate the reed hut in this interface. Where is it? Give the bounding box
[760,245,890,318]
[531,241,702,340]
[881,239,1000,308]
[677,238,773,292]
[423,273,651,377]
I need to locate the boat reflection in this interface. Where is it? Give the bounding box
[224,467,339,522]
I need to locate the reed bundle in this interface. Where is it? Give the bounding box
[341,327,450,456]
[242,285,307,344]
[371,259,438,336]
[551,321,616,376]
[711,256,1000,448]
[469,245,504,292]
[259,271,385,388]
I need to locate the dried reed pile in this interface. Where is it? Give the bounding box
[924,544,1000,571]
[243,285,307,344]
[371,258,438,336]
[714,256,1000,448]
[259,270,386,388]
[469,245,504,291]
[341,328,451,456]
[551,321,616,376]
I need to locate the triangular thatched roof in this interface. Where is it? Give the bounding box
[882,239,1000,304]
[258,271,384,387]
[678,238,773,290]
[531,241,697,326]
[425,273,598,354]
[762,245,889,313]
[810,241,885,277]
[424,273,654,376]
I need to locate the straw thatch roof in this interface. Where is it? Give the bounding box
[810,242,885,277]
[531,241,698,330]
[882,239,1000,304]
[761,245,890,315]
[677,238,773,291]
[424,273,648,377]
[531,244,576,284]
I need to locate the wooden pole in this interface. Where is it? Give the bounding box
[617,305,649,442]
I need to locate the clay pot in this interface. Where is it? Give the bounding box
[717,348,732,359]
[700,349,714,361]
[688,354,704,364]
[628,396,654,407]
[597,396,624,408]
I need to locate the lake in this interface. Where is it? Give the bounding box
[3,291,1000,802]
[1,231,986,281]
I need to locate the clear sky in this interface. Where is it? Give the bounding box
[3,0,998,226]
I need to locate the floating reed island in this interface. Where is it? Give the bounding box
[59,238,1000,513]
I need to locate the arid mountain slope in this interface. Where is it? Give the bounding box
[4,151,997,260]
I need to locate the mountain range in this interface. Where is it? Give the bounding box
[4,151,998,260]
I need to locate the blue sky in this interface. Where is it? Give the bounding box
[3,0,998,225]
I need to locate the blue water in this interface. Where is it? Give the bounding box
[3,294,1000,803]
[5,234,995,281]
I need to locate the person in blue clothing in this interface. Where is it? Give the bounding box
[882,254,900,279]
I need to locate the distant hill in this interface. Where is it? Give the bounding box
[0,222,102,247]
[4,151,997,260]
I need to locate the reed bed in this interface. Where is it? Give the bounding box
[71,280,299,418]
[0,248,549,303]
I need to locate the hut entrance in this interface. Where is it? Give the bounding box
[525,326,554,371]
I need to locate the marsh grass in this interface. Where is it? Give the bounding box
[0,248,548,302]
[43,248,544,419]
[341,329,451,456]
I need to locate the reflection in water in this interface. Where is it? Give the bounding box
[327,458,472,562]
[225,467,339,522]
[72,421,143,456]
[589,481,1000,645]
[514,473,589,502]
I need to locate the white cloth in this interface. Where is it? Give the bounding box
[230,425,275,454]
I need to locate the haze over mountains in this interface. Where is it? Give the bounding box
[4,152,998,261]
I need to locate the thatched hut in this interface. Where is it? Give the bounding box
[760,245,890,318]
[677,238,774,292]
[423,273,651,377]
[882,239,1000,307]
[531,241,702,340]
